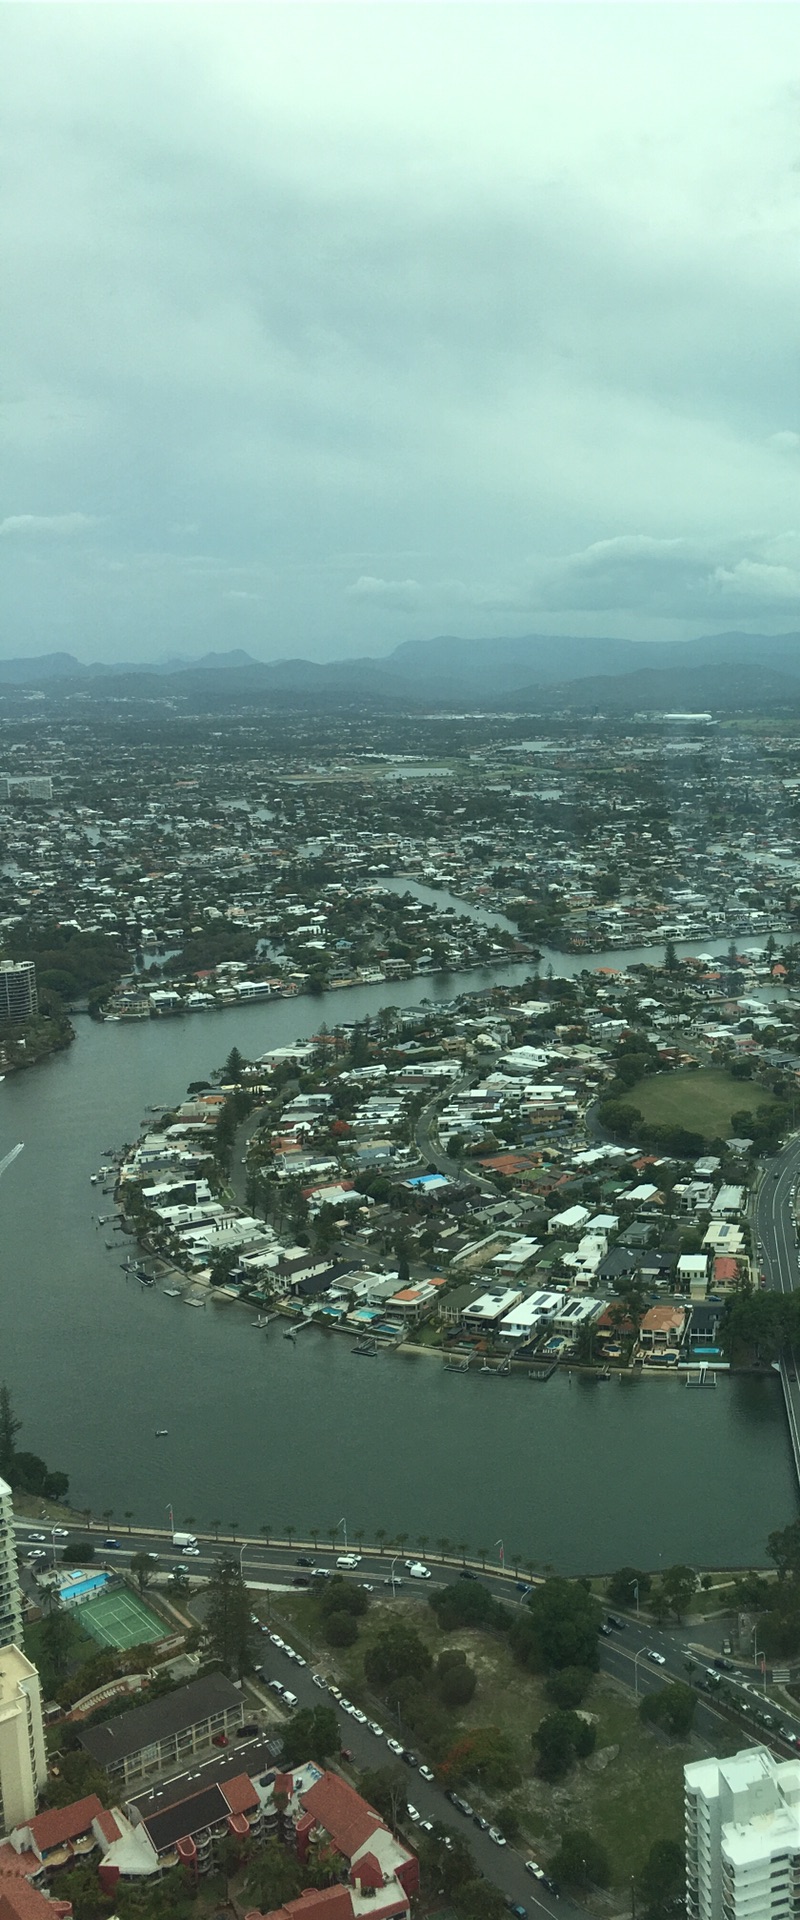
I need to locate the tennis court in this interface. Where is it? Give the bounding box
[78,1588,167,1650]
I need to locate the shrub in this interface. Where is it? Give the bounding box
[324,1611,358,1647]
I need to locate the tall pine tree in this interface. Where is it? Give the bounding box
[205,1554,253,1677]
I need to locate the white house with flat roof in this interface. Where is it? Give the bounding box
[498,1291,565,1342]
[462,1289,523,1332]
[548,1205,590,1234]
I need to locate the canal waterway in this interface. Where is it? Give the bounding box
[0,933,795,1571]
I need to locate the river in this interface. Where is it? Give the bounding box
[0,933,795,1572]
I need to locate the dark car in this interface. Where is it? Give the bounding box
[459,1568,478,1580]
[401,1750,418,1767]
[505,1904,527,1920]
[293,1575,311,1587]
[237,1723,259,1737]
[103,1537,120,1549]
[713,1657,734,1671]
[599,1622,613,1635]
[473,1815,490,1831]
[606,1615,625,1631]
[297,1555,313,1566]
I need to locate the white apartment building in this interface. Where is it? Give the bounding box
[0,1477,22,1649]
[685,1746,800,1920]
[0,1645,47,1835]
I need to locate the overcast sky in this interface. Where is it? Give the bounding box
[3,4,800,664]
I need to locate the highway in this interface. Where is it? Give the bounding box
[753,1137,800,1472]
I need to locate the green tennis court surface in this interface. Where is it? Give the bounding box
[78,1588,166,1649]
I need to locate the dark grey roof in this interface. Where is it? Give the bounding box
[78,1672,242,1766]
[145,1783,229,1853]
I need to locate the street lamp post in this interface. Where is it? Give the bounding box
[633,1648,647,1697]
[338,1517,347,1552]
[752,1626,767,1695]
[50,1527,60,1568]
[166,1503,174,1535]
[631,1580,640,1617]
[239,1544,247,1581]
[390,1555,399,1596]
[495,1538,505,1573]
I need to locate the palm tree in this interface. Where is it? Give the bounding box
[397,1530,409,1556]
[124,1510,134,1534]
[437,1536,451,1563]
[310,1527,320,1551]
[376,1528,387,1556]
[102,1508,113,1530]
[417,1533,429,1557]
[82,1508,93,1531]
[285,1523,295,1549]
[458,1541,469,1566]
[354,1528,365,1551]
[511,1552,521,1578]
[478,1545,489,1570]
[211,1518,221,1540]
[185,1515,196,1533]
[229,1519,239,1541]
[328,1525,338,1552]
[260,1523,271,1547]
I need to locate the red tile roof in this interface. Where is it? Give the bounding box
[301,1775,384,1861]
[27,1797,103,1854]
[0,1884,70,1920]
[222,1775,259,1816]
[92,1812,120,1845]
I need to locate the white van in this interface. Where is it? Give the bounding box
[282,1688,298,1708]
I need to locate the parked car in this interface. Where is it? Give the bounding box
[419,1764,435,1782]
[401,1750,418,1767]
[606,1615,625,1630]
[312,1674,327,1689]
[293,1576,311,1587]
[489,1827,506,1846]
[506,1903,527,1919]
[238,1723,259,1737]
[369,1721,384,1737]
[406,1805,421,1824]
[387,1737,403,1756]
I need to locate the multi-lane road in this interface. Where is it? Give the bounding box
[753,1137,800,1470]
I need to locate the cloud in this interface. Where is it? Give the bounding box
[768,432,800,455]
[0,512,97,538]
[347,576,423,611]
[532,533,800,621]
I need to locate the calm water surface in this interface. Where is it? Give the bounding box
[0,943,795,1569]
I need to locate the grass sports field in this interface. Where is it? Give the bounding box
[625,1068,755,1141]
[78,1588,166,1650]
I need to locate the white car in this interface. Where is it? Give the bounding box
[647,1649,666,1666]
[312,1674,327,1689]
[387,1737,403,1755]
[406,1804,421,1824]
[407,1562,431,1580]
[52,1526,69,1539]
[268,1679,284,1694]
[270,1634,285,1649]
[184,1545,200,1556]
[368,1721,384,1738]
[336,1553,362,1568]
[489,1828,506,1847]
[419,1764,435,1782]
[351,1709,367,1724]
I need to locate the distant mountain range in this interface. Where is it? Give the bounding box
[2,632,800,711]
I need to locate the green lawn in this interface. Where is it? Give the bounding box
[625,1068,758,1142]
[261,1584,732,1900]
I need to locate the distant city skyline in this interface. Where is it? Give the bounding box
[3,5,800,663]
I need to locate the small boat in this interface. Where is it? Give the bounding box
[139,1274,155,1289]
[155,1428,168,1437]
[105,1241,114,1249]
[163,1287,181,1298]
[185,1297,204,1308]
[90,1175,98,1185]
